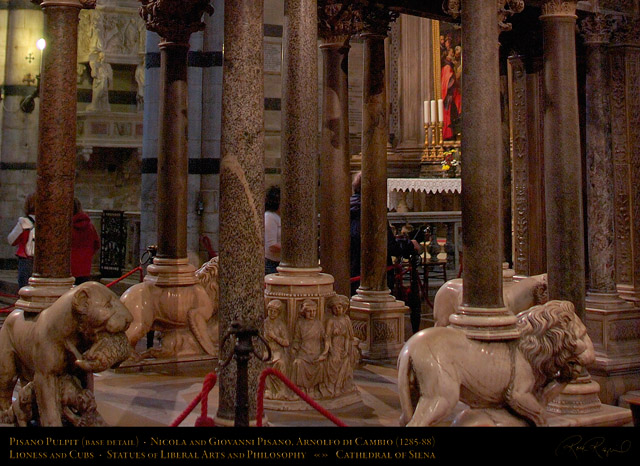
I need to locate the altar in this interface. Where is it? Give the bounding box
[387,177,461,212]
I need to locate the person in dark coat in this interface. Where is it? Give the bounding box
[71,198,100,285]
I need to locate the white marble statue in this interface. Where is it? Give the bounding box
[291,299,326,398]
[86,52,112,112]
[397,300,595,426]
[0,282,132,426]
[121,257,219,359]
[263,299,291,400]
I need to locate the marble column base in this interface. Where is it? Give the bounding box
[586,293,640,404]
[616,284,640,305]
[350,289,408,359]
[448,306,520,341]
[546,371,602,415]
[145,257,199,287]
[14,276,76,313]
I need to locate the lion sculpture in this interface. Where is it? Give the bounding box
[121,256,219,359]
[397,300,595,427]
[0,282,132,426]
[433,274,547,327]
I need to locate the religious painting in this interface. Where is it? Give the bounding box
[433,20,462,141]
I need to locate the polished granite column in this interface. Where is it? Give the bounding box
[540,0,600,416]
[447,0,519,340]
[318,3,359,297]
[16,0,93,312]
[584,15,640,406]
[216,0,265,426]
[540,0,586,318]
[349,5,408,359]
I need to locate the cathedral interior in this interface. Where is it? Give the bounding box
[0,0,639,436]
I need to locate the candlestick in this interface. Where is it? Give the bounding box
[430,100,437,125]
[437,99,444,122]
[423,100,430,125]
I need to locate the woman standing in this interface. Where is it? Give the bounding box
[7,193,36,289]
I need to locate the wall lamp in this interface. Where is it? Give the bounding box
[20,38,46,113]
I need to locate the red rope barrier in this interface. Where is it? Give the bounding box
[0,305,14,314]
[105,266,143,288]
[256,368,347,427]
[0,291,19,299]
[170,372,217,427]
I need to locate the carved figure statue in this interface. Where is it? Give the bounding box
[291,299,325,397]
[86,52,112,112]
[121,257,219,359]
[135,58,145,111]
[397,300,595,426]
[320,295,358,397]
[262,299,290,399]
[0,282,132,426]
[434,273,547,327]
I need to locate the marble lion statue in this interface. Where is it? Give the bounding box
[121,256,219,359]
[0,282,132,426]
[433,274,547,327]
[397,300,595,427]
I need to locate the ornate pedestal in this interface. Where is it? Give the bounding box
[263,267,361,410]
[350,290,407,360]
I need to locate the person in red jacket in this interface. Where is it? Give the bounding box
[71,198,100,285]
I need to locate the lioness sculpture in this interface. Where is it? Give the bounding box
[433,274,547,327]
[397,300,595,426]
[121,256,219,359]
[0,282,132,426]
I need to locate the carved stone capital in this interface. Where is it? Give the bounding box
[318,0,364,43]
[580,14,614,45]
[139,0,213,46]
[498,0,526,31]
[445,0,461,18]
[540,0,577,19]
[358,4,398,37]
[611,17,640,46]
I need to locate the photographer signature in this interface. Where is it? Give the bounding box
[556,435,631,459]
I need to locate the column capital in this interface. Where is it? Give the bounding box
[32,0,95,8]
[358,4,398,37]
[540,1,577,19]
[318,0,364,44]
[580,13,614,45]
[139,0,213,47]
[610,17,640,47]
[445,1,525,30]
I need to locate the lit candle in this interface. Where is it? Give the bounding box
[430,100,437,124]
[423,101,430,125]
[437,99,444,122]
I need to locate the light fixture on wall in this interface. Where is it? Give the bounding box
[20,38,46,113]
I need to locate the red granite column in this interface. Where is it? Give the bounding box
[318,3,360,297]
[16,0,93,311]
[447,0,519,340]
[215,0,266,426]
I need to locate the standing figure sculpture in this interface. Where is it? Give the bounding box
[263,299,291,399]
[291,299,325,397]
[86,52,112,112]
[320,295,357,397]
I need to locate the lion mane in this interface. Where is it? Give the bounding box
[195,256,219,313]
[516,300,583,393]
